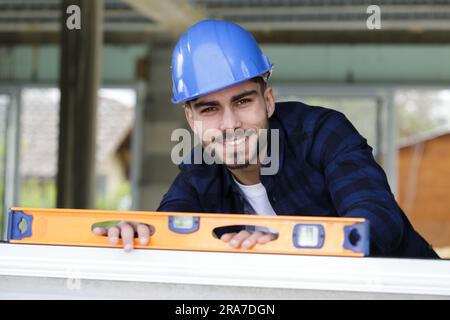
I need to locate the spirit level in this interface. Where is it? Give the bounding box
[6,207,370,257]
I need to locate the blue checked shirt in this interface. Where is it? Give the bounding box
[157,101,438,258]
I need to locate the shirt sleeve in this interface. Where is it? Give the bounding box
[156,171,204,213]
[310,110,406,256]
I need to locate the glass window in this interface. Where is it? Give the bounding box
[0,94,9,235]
[396,89,450,259]
[18,87,136,210]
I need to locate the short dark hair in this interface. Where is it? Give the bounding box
[250,76,267,94]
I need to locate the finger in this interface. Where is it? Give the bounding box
[126,222,155,236]
[242,231,264,249]
[220,233,236,243]
[119,223,135,252]
[107,226,120,245]
[136,223,151,245]
[229,230,251,249]
[92,227,107,236]
[256,232,278,244]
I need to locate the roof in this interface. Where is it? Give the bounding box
[398,125,450,149]
[2,0,450,44]
[20,89,133,178]
[2,0,449,30]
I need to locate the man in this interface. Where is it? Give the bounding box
[93,20,438,258]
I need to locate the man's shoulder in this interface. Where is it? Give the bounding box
[275,100,326,114]
[273,101,345,133]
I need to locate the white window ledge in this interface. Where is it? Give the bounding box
[0,243,449,299]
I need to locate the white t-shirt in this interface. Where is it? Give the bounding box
[232,176,278,234]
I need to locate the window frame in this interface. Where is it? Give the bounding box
[0,243,449,299]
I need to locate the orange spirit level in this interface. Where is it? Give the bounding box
[6,207,370,257]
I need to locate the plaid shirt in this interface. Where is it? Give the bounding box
[157,101,438,258]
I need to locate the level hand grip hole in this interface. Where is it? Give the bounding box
[212,225,279,239]
[91,221,155,238]
[18,217,28,234]
[348,228,361,246]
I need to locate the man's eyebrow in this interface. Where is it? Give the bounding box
[192,100,220,109]
[231,90,257,102]
[192,90,257,109]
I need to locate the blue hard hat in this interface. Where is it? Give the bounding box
[171,20,273,104]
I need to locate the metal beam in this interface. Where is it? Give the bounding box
[121,0,204,35]
[1,90,21,241]
[386,90,398,197]
[207,5,450,17]
[0,22,160,33]
[250,29,450,44]
[2,29,450,45]
[239,21,450,32]
[56,0,104,209]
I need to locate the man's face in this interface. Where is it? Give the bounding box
[184,80,275,170]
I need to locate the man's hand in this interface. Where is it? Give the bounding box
[92,221,153,252]
[220,230,278,249]
[93,222,276,252]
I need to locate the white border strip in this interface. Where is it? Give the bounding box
[0,244,449,296]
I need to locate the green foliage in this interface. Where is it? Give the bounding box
[396,90,449,139]
[95,181,131,210]
[91,220,121,230]
[18,179,131,211]
[0,181,3,235]
[20,178,56,208]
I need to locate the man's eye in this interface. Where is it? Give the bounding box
[201,107,216,113]
[237,99,251,105]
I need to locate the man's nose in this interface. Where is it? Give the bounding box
[220,107,241,131]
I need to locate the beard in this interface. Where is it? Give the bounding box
[225,156,251,170]
[200,122,269,169]
[226,163,251,170]
[209,132,263,170]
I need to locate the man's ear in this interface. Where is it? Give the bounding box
[184,106,195,132]
[264,86,275,118]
